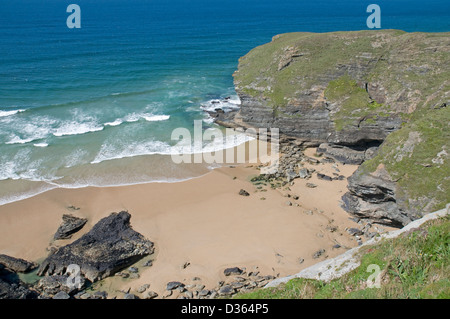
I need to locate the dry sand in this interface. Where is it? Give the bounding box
[0,147,367,298]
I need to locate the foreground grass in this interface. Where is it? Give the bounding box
[235,216,450,299]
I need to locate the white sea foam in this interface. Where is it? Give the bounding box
[0,149,49,182]
[53,122,104,137]
[104,119,123,126]
[5,136,36,145]
[90,129,254,165]
[0,159,19,181]
[4,111,169,146]
[202,115,215,124]
[91,140,173,164]
[143,114,170,122]
[64,148,90,168]
[200,95,241,113]
[3,117,55,144]
[33,143,49,148]
[4,112,106,143]
[103,113,170,127]
[0,109,25,118]
[0,132,254,206]
[0,94,246,205]
[124,113,141,123]
[201,132,255,153]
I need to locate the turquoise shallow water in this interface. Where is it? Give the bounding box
[0,0,449,204]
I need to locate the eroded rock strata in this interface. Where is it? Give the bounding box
[225,30,449,226]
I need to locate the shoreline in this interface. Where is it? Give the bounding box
[0,143,391,299]
[0,126,255,207]
[0,168,213,208]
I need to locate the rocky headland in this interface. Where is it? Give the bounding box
[215,29,449,227]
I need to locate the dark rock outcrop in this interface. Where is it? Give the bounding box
[341,165,414,227]
[239,189,250,196]
[0,277,37,299]
[166,281,185,291]
[317,143,380,165]
[52,291,70,299]
[312,249,326,259]
[317,173,333,181]
[37,211,154,282]
[0,254,37,273]
[35,273,86,297]
[224,267,244,276]
[218,285,235,295]
[0,265,38,299]
[235,93,333,144]
[54,214,88,240]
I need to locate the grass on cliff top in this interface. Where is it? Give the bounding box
[234,216,450,299]
[234,30,390,107]
[361,106,450,215]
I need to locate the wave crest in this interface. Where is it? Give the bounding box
[0,109,25,118]
[53,122,104,137]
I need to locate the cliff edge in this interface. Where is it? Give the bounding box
[231,30,449,226]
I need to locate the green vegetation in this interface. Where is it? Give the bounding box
[362,106,450,214]
[235,216,450,299]
[234,30,450,130]
[324,75,390,130]
[235,31,390,108]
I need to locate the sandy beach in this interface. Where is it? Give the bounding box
[0,146,374,298]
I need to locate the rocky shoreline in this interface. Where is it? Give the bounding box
[230,30,449,227]
[1,211,155,299]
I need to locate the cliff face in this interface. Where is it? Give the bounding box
[232,30,449,226]
[234,30,448,147]
[344,106,449,226]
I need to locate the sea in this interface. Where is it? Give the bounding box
[0,0,448,205]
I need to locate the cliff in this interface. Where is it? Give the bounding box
[343,106,449,226]
[231,30,449,226]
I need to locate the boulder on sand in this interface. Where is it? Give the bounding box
[38,211,154,282]
[0,254,37,273]
[54,214,88,240]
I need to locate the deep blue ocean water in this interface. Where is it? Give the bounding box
[0,0,449,204]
